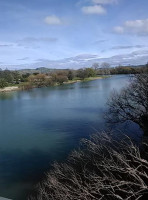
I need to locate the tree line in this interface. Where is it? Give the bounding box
[92,62,148,75]
[0,63,148,89]
[0,68,97,89]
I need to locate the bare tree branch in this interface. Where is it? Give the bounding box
[29,133,148,200]
[105,74,148,136]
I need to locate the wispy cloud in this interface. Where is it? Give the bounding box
[7,50,148,70]
[18,37,58,44]
[17,57,30,61]
[93,39,108,44]
[82,5,106,15]
[114,19,148,36]
[111,45,146,50]
[0,43,14,47]
[44,15,63,25]
[81,0,118,15]
[16,37,58,49]
[92,0,118,5]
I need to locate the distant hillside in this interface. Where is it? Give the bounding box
[19,67,69,74]
[18,64,147,74]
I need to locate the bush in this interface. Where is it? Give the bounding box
[68,70,75,80]
[19,82,33,90]
[56,75,68,85]
[0,78,8,88]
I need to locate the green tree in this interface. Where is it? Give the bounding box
[85,68,96,77]
[77,69,88,80]
[68,70,74,80]
[0,78,8,88]
[3,70,13,83]
[56,75,68,85]
[13,71,21,83]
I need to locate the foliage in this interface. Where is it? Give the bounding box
[77,69,88,79]
[28,74,47,87]
[0,78,8,88]
[67,70,74,80]
[29,133,148,200]
[106,73,148,136]
[1,65,147,90]
[0,70,13,83]
[85,68,96,77]
[56,75,68,84]
[96,65,148,75]
[77,68,96,79]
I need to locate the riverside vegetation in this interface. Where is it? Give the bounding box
[0,67,101,91]
[0,63,148,91]
[29,71,148,200]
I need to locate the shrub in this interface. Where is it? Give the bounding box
[0,78,8,88]
[56,75,68,85]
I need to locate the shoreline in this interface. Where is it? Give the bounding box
[0,86,20,93]
[0,76,108,93]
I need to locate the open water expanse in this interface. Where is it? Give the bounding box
[0,75,142,199]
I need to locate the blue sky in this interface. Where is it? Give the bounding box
[0,0,148,69]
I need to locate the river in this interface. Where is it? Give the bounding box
[0,75,142,199]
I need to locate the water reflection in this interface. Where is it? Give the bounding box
[0,92,16,100]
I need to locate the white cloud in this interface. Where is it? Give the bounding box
[114,19,148,36]
[7,50,148,69]
[44,15,63,25]
[92,0,118,4]
[114,26,124,34]
[82,5,106,15]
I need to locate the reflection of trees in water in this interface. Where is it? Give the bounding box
[0,92,15,100]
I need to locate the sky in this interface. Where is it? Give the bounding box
[0,0,148,69]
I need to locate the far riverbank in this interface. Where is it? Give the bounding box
[0,76,108,93]
[0,86,20,93]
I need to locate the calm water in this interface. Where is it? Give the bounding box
[0,75,142,199]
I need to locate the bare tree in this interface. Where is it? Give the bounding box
[29,133,148,200]
[101,62,110,75]
[106,73,148,136]
[92,63,99,71]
